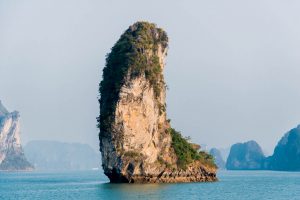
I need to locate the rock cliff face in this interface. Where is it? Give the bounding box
[0,101,33,170]
[98,22,217,183]
[226,140,265,170]
[267,125,300,171]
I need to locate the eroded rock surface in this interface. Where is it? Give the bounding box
[98,22,217,183]
[0,101,33,171]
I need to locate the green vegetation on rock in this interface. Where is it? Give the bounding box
[169,128,216,169]
[98,22,168,136]
[98,21,217,181]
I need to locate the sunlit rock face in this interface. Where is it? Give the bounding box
[98,22,217,183]
[0,101,33,171]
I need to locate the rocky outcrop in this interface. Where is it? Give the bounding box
[226,140,265,170]
[98,22,217,183]
[267,125,300,171]
[0,101,33,171]
[25,140,101,171]
[210,148,226,169]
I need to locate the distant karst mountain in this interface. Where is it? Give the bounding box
[0,101,33,171]
[98,21,217,183]
[210,148,226,169]
[266,125,300,171]
[223,125,300,171]
[24,140,101,171]
[226,140,265,170]
[218,147,230,162]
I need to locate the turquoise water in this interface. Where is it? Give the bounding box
[1,170,300,199]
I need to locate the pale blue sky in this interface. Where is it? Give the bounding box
[1,0,300,154]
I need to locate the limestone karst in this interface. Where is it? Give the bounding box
[98,21,217,183]
[266,125,300,171]
[0,101,33,171]
[226,140,265,170]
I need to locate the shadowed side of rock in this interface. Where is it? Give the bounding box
[266,125,300,171]
[226,140,265,170]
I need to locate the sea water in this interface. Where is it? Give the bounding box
[1,170,300,200]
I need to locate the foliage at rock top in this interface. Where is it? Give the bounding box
[98,22,168,134]
[98,21,217,183]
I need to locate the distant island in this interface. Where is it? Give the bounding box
[266,125,300,171]
[225,125,300,171]
[226,141,265,170]
[98,21,217,183]
[0,101,33,171]
[24,140,101,171]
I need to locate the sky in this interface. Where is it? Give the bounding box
[1,0,300,155]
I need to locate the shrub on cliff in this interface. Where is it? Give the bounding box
[169,128,216,169]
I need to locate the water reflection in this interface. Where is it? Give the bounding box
[98,182,169,200]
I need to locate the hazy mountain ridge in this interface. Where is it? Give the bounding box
[209,148,226,169]
[25,140,101,171]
